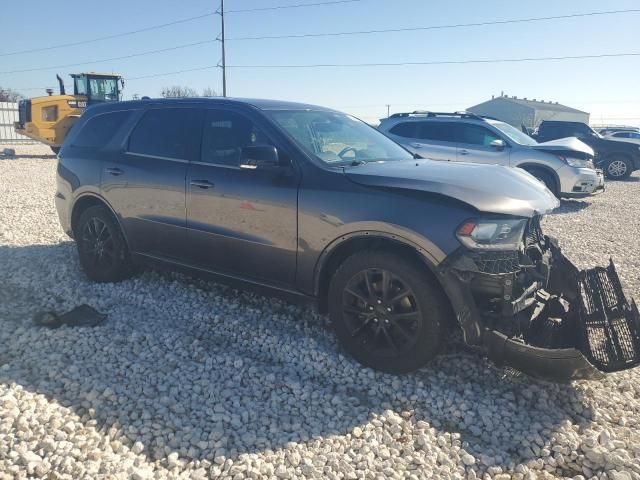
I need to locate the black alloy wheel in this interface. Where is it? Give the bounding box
[342,268,422,356]
[81,217,115,269]
[76,205,133,282]
[329,251,448,373]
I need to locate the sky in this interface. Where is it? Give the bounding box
[2,0,639,126]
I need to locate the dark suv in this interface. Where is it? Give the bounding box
[56,98,640,381]
[535,121,640,179]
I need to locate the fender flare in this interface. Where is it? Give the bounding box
[312,227,446,297]
[516,162,561,192]
[71,192,132,251]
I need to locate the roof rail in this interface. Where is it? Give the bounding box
[387,110,492,121]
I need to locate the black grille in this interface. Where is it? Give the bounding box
[578,260,640,372]
[524,216,543,248]
[471,251,520,274]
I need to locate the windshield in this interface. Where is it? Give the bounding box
[269,110,413,165]
[88,78,119,102]
[491,121,538,146]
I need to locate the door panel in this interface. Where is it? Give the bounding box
[103,153,188,259]
[186,108,298,286]
[413,121,458,161]
[101,106,202,260]
[454,124,510,165]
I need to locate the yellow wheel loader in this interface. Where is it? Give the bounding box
[14,72,124,153]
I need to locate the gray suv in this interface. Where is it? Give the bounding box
[55,98,639,381]
[379,112,605,198]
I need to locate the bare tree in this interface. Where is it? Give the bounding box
[201,87,217,97]
[0,87,24,102]
[160,86,198,98]
[160,86,218,98]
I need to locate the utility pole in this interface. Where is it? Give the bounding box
[220,0,227,97]
[386,104,390,118]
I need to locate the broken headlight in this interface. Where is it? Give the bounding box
[566,158,594,169]
[456,218,528,251]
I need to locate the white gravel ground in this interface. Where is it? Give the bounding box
[1,143,640,480]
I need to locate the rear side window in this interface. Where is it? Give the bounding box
[128,108,202,160]
[417,122,456,142]
[72,110,131,148]
[389,122,417,138]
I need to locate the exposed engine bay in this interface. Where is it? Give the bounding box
[441,216,640,381]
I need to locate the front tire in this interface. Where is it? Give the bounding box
[604,155,632,179]
[75,205,133,282]
[328,250,448,373]
[525,168,558,197]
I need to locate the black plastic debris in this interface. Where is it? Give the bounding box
[578,260,640,372]
[33,305,107,328]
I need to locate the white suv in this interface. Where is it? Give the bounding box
[379,111,605,198]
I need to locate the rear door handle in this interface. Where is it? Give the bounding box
[459,149,470,155]
[105,167,124,176]
[190,180,215,189]
[410,143,424,148]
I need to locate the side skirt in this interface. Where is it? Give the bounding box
[132,252,318,308]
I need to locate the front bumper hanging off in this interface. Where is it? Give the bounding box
[439,220,640,382]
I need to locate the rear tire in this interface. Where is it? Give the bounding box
[328,250,448,373]
[75,205,133,282]
[604,155,632,180]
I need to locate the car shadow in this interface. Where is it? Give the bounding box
[554,199,591,215]
[0,243,593,471]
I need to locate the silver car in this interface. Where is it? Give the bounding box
[378,112,605,198]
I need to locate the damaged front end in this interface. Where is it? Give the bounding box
[439,217,640,382]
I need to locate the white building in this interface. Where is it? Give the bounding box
[468,95,589,130]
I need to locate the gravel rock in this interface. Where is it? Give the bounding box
[1,144,639,479]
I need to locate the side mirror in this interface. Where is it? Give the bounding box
[239,145,280,170]
[490,139,506,151]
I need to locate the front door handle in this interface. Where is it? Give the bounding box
[410,143,424,148]
[190,180,215,189]
[105,167,124,176]
[459,149,470,156]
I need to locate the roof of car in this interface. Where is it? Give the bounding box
[87,97,336,114]
[380,111,499,126]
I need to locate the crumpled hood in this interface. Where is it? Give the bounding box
[345,159,559,217]
[530,137,595,158]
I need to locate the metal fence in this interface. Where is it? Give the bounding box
[0,102,36,144]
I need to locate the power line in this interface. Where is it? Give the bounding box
[222,52,640,68]
[0,13,216,57]
[0,0,365,57]
[0,40,216,75]
[226,0,363,13]
[227,8,640,40]
[13,51,640,92]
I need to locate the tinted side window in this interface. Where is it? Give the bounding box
[417,122,456,142]
[455,124,501,146]
[613,132,630,138]
[72,110,132,148]
[389,122,417,138]
[200,110,273,166]
[128,108,202,160]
